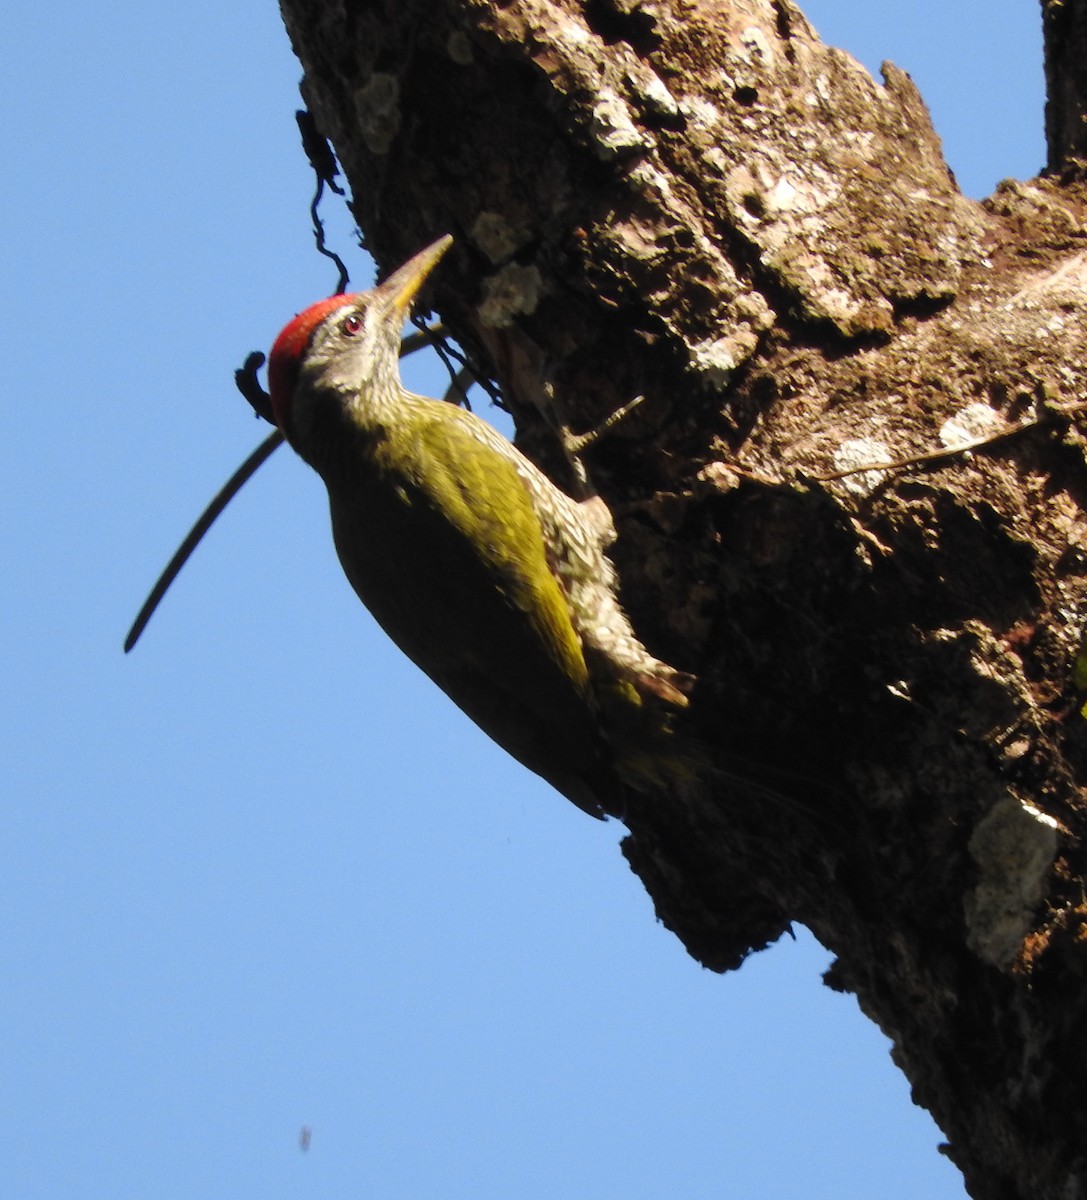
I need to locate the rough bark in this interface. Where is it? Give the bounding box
[1044,0,1087,173]
[276,2,1087,1197]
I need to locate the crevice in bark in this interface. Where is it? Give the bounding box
[581,0,662,55]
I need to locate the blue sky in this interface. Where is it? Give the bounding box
[2,2,1041,1197]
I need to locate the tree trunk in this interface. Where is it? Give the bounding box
[277,1,1087,1196]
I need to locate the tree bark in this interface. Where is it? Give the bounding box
[1044,0,1087,173]
[277,2,1087,1196]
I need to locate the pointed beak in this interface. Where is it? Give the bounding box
[378,234,454,315]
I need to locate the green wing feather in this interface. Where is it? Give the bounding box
[326,401,614,815]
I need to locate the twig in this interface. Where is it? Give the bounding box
[813,400,1086,483]
[123,430,284,652]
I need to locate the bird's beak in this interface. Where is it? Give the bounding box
[380,234,454,316]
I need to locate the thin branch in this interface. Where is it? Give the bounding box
[123,430,285,652]
[812,401,1086,482]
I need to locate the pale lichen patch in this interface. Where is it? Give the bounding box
[470,212,525,264]
[965,794,1059,971]
[354,73,401,155]
[684,96,725,135]
[588,89,647,160]
[628,66,680,119]
[737,25,774,71]
[686,332,758,386]
[477,262,543,328]
[831,437,891,495]
[560,16,590,44]
[939,402,1004,449]
[446,30,473,65]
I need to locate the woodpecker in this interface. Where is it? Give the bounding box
[268,235,693,818]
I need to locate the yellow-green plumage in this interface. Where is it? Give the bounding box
[268,236,691,818]
[328,402,620,815]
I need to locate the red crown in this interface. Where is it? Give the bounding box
[267,295,354,429]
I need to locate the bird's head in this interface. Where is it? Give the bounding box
[267,235,453,454]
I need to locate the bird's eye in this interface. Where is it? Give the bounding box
[341,313,363,337]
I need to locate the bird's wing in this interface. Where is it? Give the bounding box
[328,404,616,810]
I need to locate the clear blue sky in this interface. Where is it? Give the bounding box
[2,2,1041,1197]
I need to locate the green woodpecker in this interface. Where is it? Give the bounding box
[268,235,692,818]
